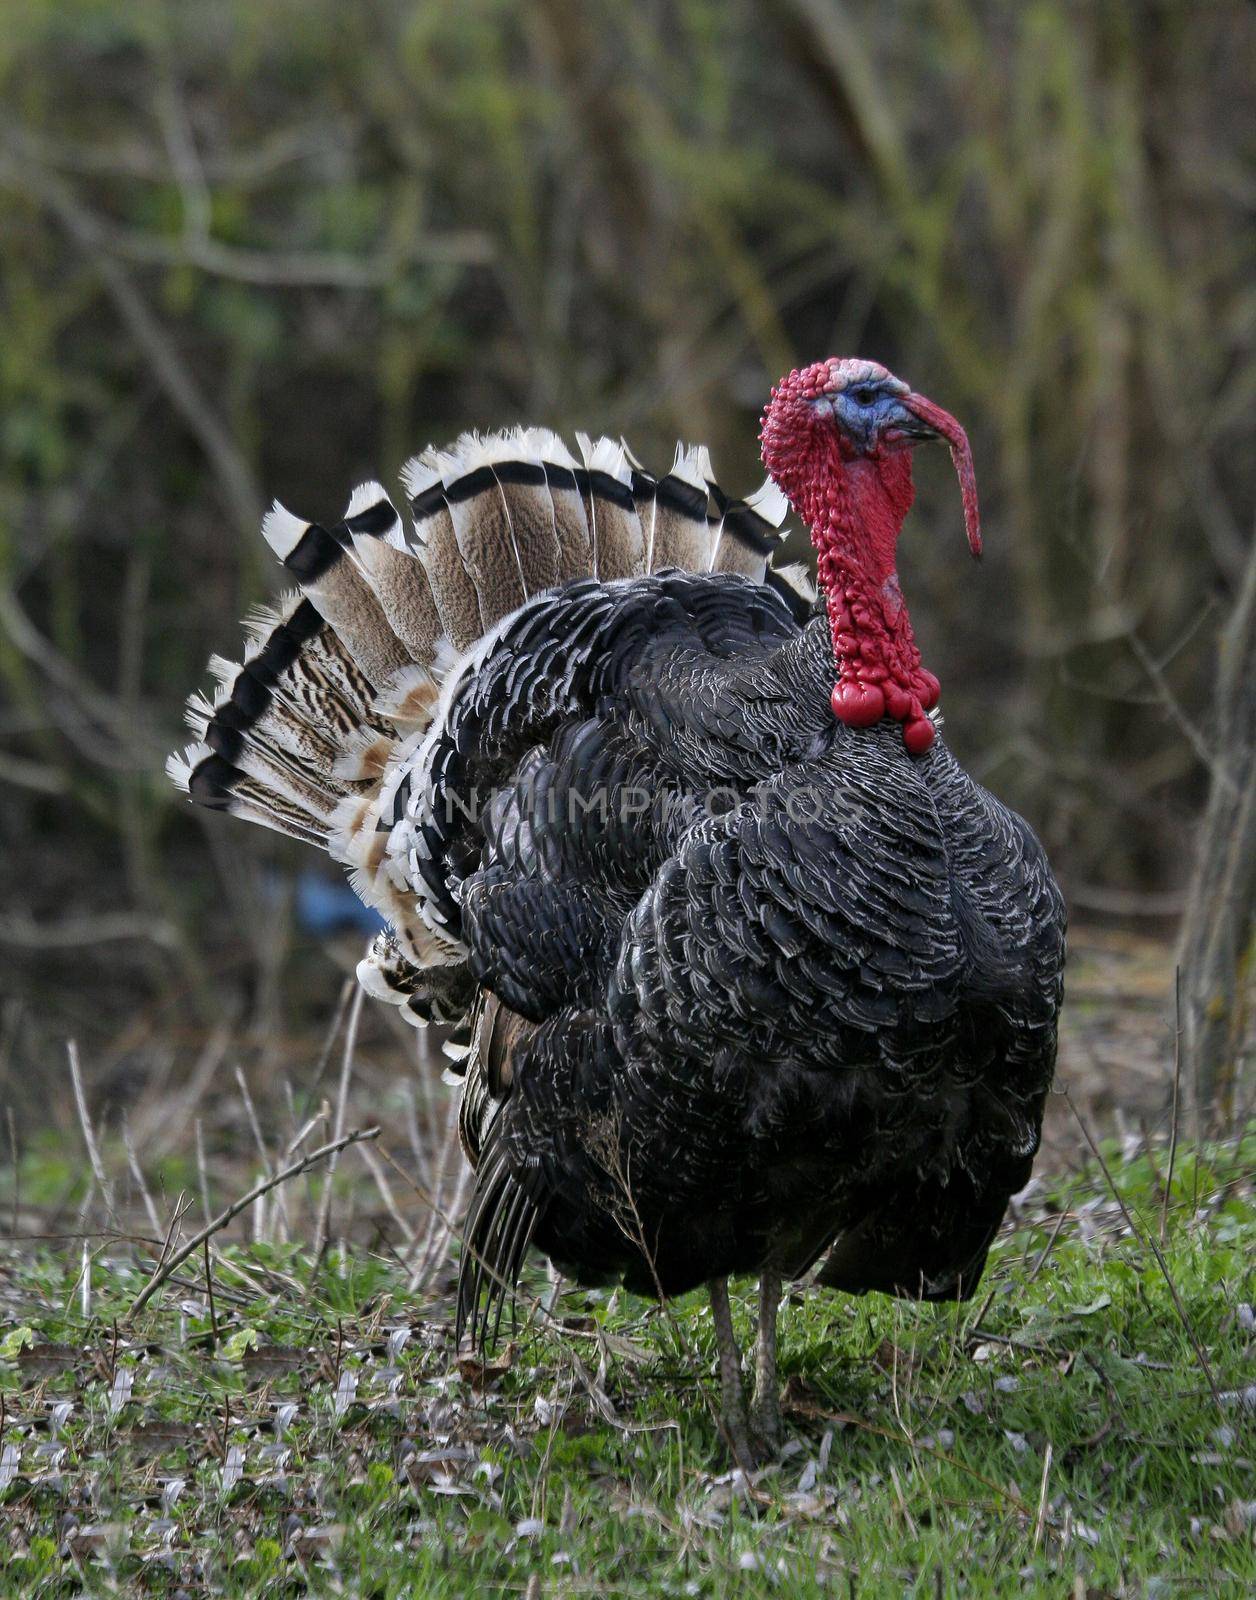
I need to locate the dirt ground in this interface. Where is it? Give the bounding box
[1043,923,1185,1170]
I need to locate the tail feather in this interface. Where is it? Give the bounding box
[539,439,595,583]
[186,627,351,806]
[765,560,819,622]
[575,433,645,580]
[172,594,391,846]
[492,430,575,595]
[220,595,386,741]
[402,453,487,651]
[172,424,801,1013]
[371,652,454,731]
[185,693,348,819]
[546,461,594,583]
[649,443,715,572]
[629,462,660,574]
[331,725,400,784]
[166,740,330,846]
[445,472,526,623]
[344,482,445,662]
[261,503,412,689]
[428,432,569,631]
[708,474,790,581]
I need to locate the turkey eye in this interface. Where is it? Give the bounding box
[852,386,878,407]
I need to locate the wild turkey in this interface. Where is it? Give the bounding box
[169,357,1066,1464]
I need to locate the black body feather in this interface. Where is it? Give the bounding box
[168,433,1064,1352]
[424,576,1065,1339]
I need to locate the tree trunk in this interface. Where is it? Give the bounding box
[1176,532,1256,1126]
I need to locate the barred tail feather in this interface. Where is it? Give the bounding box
[538,436,595,583]
[171,425,800,1019]
[765,560,818,623]
[708,475,790,581]
[629,455,660,574]
[261,502,412,689]
[401,453,487,653]
[343,481,445,663]
[177,596,381,828]
[649,443,715,573]
[427,431,568,631]
[166,741,330,846]
[575,433,644,580]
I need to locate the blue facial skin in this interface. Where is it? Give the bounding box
[827,386,928,453]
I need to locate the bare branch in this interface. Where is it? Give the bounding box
[155,69,213,243]
[0,749,70,794]
[0,911,178,950]
[5,121,357,186]
[0,586,159,756]
[0,143,263,533]
[102,221,492,286]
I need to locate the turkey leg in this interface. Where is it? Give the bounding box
[750,1271,783,1451]
[707,1278,754,1470]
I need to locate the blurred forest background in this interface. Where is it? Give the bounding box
[0,0,1251,1195]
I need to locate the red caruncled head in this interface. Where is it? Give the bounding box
[759,358,980,756]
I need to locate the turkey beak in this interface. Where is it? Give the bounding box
[900,392,982,559]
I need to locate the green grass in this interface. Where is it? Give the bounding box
[1,1135,1253,1598]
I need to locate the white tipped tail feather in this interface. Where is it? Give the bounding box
[170,425,802,1014]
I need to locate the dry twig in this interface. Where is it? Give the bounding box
[311,986,363,1263]
[67,1040,115,1218]
[125,1125,379,1318]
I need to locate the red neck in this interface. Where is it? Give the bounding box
[788,435,939,752]
[760,359,981,756]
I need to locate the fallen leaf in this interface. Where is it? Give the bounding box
[16,1341,77,1380]
[457,1343,516,1387]
[241,1344,307,1382]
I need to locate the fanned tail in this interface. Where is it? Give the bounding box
[165,594,379,846]
[170,426,803,1008]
